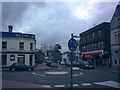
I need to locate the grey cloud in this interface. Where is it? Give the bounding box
[2,2,46,31]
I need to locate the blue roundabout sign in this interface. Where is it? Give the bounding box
[68,38,78,51]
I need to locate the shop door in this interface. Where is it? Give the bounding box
[2,55,7,65]
[18,55,25,64]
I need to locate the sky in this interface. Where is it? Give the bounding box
[1,0,119,52]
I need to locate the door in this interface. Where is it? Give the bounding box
[2,54,7,65]
[29,55,33,66]
[18,55,25,64]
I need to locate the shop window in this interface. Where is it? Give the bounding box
[2,41,7,49]
[10,55,15,61]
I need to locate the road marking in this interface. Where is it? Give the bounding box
[73,84,79,87]
[81,83,92,86]
[94,80,120,88]
[45,71,68,75]
[73,67,79,70]
[41,85,51,88]
[55,85,65,87]
[73,72,83,77]
[68,84,79,87]
[32,72,45,76]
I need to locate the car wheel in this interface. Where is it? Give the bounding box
[28,68,32,71]
[11,68,15,71]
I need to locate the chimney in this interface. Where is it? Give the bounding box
[8,25,13,32]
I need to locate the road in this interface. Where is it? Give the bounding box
[2,64,120,89]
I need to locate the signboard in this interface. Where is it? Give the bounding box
[83,52,102,58]
[68,38,78,51]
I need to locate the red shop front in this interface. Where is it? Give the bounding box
[82,52,103,66]
[83,52,102,58]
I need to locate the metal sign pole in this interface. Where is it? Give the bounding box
[68,33,78,89]
[70,33,73,89]
[70,51,73,89]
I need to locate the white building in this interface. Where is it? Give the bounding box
[110,3,120,65]
[0,26,36,67]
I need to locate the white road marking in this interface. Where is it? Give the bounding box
[94,80,120,88]
[32,72,39,76]
[68,84,79,87]
[45,72,68,75]
[41,85,51,88]
[73,84,79,87]
[81,83,92,86]
[73,72,83,77]
[55,85,65,87]
[32,72,45,76]
[73,67,79,70]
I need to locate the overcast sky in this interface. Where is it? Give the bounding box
[2,1,118,52]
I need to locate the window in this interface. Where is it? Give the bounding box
[2,41,7,49]
[114,60,117,64]
[115,34,118,43]
[30,43,33,50]
[92,33,95,38]
[98,30,102,36]
[118,33,120,44]
[98,42,101,49]
[19,42,24,50]
[100,41,104,49]
[10,55,15,61]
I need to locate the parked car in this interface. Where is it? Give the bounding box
[9,63,34,71]
[73,61,80,67]
[66,61,71,66]
[79,61,94,69]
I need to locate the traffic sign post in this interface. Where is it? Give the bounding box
[68,33,78,89]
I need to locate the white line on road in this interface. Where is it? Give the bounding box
[41,85,51,88]
[73,84,79,87]
[55,85,65,87]
[94,80,120,88]
[45,71,68,75]
[73,72,83,77]
[81,83,92,86]
[32,72,45,76]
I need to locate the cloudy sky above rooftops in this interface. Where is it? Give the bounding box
[1,0,119,52]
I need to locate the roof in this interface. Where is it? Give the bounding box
[110,4,120,30]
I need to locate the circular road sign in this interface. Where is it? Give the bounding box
[68,38,78,51]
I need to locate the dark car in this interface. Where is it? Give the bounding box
[9,63,34,71]
[79,61,94,69]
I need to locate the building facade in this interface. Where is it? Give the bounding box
[110,4,120,65]
[79,22,111,67]
[0,26,36,67]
